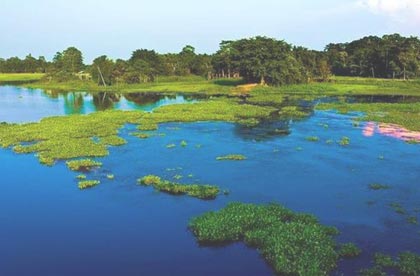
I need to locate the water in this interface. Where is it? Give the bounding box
[1,86,420,275]
[0,86,199,123]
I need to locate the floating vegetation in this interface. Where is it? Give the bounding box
[407,216,419,225]
[173,174,183,180]
[76,174,87,180]
[66,159,102,172]
[374,253,396,268]
[131,132,150,139]
[0,110,144,166]
[78,180,100,190]
[189,202,341,275]
[188,174,194,178]
[339,136,350,146]
[216,154,247,161]
[359,266,387,276]
[180,140,188,147]
[107,174,115,180]
[338,243,362,258]
[137,175,219,200]
[306,136,320,142]
[326,139,334,145]
[389,202,406,215]
[166,144,176,149]
[361,252,420,276]
[369,183,391,191]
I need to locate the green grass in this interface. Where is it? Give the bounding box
[317,101,420,131]
[255,76,420,96]
[216,154,247,161]
[78,180,100,190]
[189,202,341,275]
[138,175,220,200]
[0,73,44,84]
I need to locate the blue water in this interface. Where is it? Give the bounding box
[1,86,420,275]
[0,86,196,123]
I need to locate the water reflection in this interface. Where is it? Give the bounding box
[0,86,200,123]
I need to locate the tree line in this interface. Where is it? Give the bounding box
[1,34,419,85]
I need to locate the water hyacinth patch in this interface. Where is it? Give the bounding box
[369,183,391,191]
[137,175,219,200]
[339,136,350,146]
[338,243,362,258]
[306,136,320,142]
[78,180,100,190]
[216,154,247,161]
[189,202,341,275]
[66,159,102,172]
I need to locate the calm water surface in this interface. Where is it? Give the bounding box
[0,86,419,275]
[0,86,198,123]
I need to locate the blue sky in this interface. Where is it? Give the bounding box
[1,0,419,62]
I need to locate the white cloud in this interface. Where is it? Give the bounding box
[358,0,420,24]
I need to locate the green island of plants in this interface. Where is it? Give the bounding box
[0,98,276,169]
[306,136,320,142]
[66,159,102,171]
[216,154,247,161]
[189,202,347,275]
[138,175,219,200]
[360,252,420,276]
[369,183,391,191]
[338,243,362,258]
[78,180,100,190]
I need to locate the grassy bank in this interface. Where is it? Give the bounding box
[1,73,419,96]
[253,77,420,96]
[22,75,242,95]
[0,73,44,84]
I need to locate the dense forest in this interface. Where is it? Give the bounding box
[1,34,419,85]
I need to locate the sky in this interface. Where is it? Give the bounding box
[1,0,419,62]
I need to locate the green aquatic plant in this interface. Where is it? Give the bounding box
[398,252,420,275]
[66,159,102,172]
[374,253,396,268]
[166,144,176,149]
[216,154,247,161]
[107,174,115,180]
[306,136,320,142]
[131,132,150,139]
[76,174,87,180]
[0,110,144,166]
[389,202,406,215]
[326,139,334,145]
[173,174,183,180]
[369,183,391,191]
[359,266,387,276]
[137,175,219,200]
[180,140,188,147]
[189,202,341,275]
[338,243,362,258]
[78,180,100,190]
[407,216,419,225]
[339,136,350,146]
